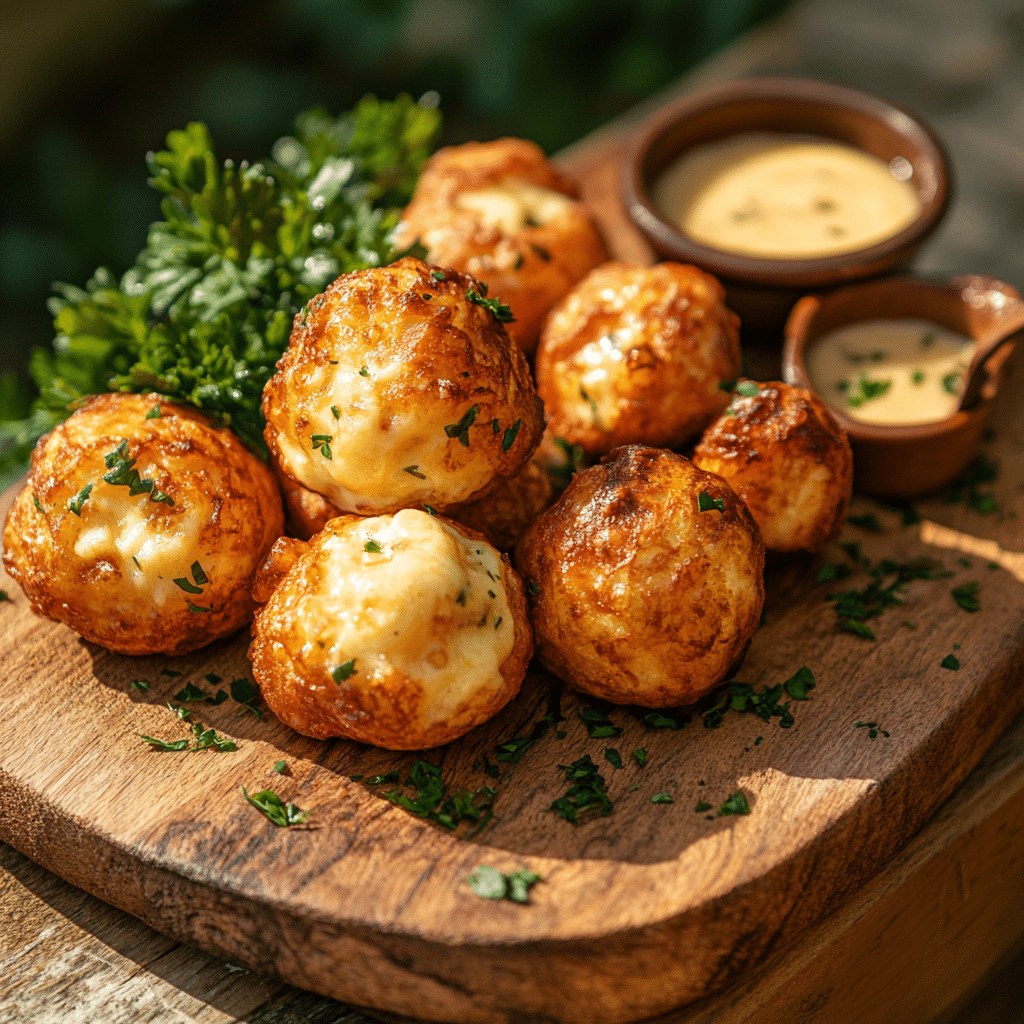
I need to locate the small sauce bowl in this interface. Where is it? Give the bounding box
[782,275,1022,498]
[621,78,952,337]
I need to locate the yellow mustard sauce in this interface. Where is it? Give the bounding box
[806,319,975,426]
[653,134,921,259]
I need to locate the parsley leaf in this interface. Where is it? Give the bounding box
[633,747,648,766]
[604,748,623,770]
[311,434,333,460]
[466,287,515,323]
[242,787,309,827]
[403,465,426,479]
[383,759,495,832]
[579,702,622,738]
[173,682,211,702]
[548,755,613,823]
[331,659,357,683]
[501,418,521,453]
[139,735,190,751]
[467,865,542,903]
[735,380,760,397]
[650,792,674,804]
[941,653,961,671]
[443,404,479,447]
[717,791,751,816]
[364,539,382,553]
[951,581,980,612]
[68,482,93,516]
[853,720,890,739]
[944,454,999,515]
[782,666,816,701]
[698,490,725,512]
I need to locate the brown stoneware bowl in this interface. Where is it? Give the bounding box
[621,78,952,338]
[782,275,1022,498]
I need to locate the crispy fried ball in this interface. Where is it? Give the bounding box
[2,393,284,655]
[396,138,609,353]
[447,457,554,551]
[249,509,533,749]
[692,381,854,552]
[535,261,742,457]
[263,256,544,517]
[516,445,764,708]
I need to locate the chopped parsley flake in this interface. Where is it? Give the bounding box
[310,433,333,460]
[491,418,501,434]
[847,513,882,533]
[187,602,210,613]
[694,801,713,813]
[633,747,647,767]
[717,791,751,816]
[736,380,760,397]
[230,676,261,718]
[139,735,190,752]
[501,419,522,453]
[359,366,369,377]
[847,373,891,407]
[815,562,852,585]
[650,792,674,804]
[242,787,309,827]
[383,759,495,832]
[146,405,162,419]
[944,454,999,515]
[951,581,980,612]
[273,760,287,774]
[129,679,150,691]
[68,482,93,516]
[941,653,961,671]
[527,579,541,596]
[431,270,445,281]
[604,748,623,770]
[173,682,212,702]
[32,494,44,513]
[941,371,962,396]
[854,720,890,739]
[364,539,382,553]
[467,286,515,322]
[911,370,925,386]
[403,465,426,479]
[421,293,432,300]
[548,755,613,823]
[718,379,737,392]
[467,865,542,903]
[423,504,438,516]
[579,703,622,739]
[443,404,479,447]
[698,490,725,513]
[332,659,357,683]
[826,555,952,640]
[101,439,174,505]
[331,405,340,420]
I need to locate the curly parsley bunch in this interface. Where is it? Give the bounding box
[0,94,440,481]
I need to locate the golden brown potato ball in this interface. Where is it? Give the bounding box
[534,261,742,458]
[447,457,554,551]
[516,445,764,708]
[2,393,284,656]
[692,381,854,552]
[396,138,609,353]
[263,256,544,518]
[249,509,533,749]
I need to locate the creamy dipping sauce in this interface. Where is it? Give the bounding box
[654,134,921,259]
[806,319,975,426]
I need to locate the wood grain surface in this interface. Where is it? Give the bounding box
[1,140,1023,1024]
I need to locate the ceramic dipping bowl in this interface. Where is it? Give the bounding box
[621,78,952,338]
[782,275,1022,498]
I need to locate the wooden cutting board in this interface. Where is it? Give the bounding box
[1,139,1023,1024]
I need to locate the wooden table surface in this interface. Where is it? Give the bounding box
[4,1,1024,1022]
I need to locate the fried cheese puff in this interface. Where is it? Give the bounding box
[2,393,284,655]
[395,138,609,353]
[263,257,544,530]
[692,380,854,552]
[249,509,533,749]
[516,445,764,708]
[535,262,742,457]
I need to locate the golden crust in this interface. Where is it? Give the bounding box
[447,457,554,551]
[263,256,544,517]
[248,511,533,749]
[396,138,609,353]
[535,261,742,457]
[2,393,284,656]
[692,381,854,552]
[515,444,764,707]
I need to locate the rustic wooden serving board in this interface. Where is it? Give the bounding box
[2,141,1024,1024]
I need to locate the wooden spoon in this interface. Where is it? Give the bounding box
[956,276,1024,411]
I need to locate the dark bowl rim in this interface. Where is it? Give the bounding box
[621,77,953,286]
[781,274,1019,442]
